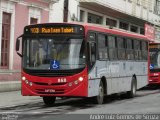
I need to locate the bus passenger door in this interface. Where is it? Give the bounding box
[87,32,100,97]
[87,32,96,71]
[87,42,96,69]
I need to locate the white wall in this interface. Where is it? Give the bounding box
[104,0,160,25]
[49,0,160,25]
[68,0,79,22]
[49,0,64,22]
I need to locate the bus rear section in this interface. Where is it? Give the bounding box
[149,43,160,84]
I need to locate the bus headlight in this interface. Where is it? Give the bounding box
[29,82,33,86]
[154,73,158,76]
[24,79,33,86]
[78,77,84,82]
[22,76,26,81]
[68,77,84,87]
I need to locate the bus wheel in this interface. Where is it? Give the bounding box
[95,81,104,104]
[127,77,137,98]
[43,96,56,106]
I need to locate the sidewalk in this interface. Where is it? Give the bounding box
[0,91,40,108]
[0,81,21,92]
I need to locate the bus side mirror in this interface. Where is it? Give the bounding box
[16,35,23,57]
[16,39,20,51]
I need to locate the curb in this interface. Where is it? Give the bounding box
[0,81,21,92]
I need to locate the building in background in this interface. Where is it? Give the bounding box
[0,0,57,92]
[154,0,160,41]
[50,0,160,42]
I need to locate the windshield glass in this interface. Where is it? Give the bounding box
[149,48,160,69]
[23,37,86,70]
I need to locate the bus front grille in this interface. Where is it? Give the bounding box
[31,73,73,77]
[34,82,66,86]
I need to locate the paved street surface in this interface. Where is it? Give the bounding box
[0,86,160,120]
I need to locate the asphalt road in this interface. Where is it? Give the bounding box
[0,86,160,120]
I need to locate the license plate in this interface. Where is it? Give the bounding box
[45,89,55,93]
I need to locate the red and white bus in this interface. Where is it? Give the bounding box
[16,23,149,105]
[149,43,160,84]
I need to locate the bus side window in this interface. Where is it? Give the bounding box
[126,39,134,60]
[117,37,126,60]
[98,34,108,60]
[142,41,148,60]
[108,36,117,60]
[134,40,141,60]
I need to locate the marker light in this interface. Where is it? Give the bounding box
[22,76,26,81]
[78,77,84,82]
[25,80,29,84]
[74,80,78,85]
[68,82,72,87]
[29,82,33,86]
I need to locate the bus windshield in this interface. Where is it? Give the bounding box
[23,37,86,70]
[149,48,160,70]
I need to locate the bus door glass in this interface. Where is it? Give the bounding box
[87,32,96,70]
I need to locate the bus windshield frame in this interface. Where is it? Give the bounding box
[22,24,86,76]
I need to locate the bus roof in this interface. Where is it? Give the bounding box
[79,22,150,41]
[26,22,152,42]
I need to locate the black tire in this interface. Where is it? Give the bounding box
[43,96,56,106]
[127,77,137,98]
[95,81,104,104]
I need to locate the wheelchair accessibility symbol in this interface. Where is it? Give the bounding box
[50,60,60,70]
[150,64,154,69]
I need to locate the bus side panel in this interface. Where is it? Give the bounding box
[88,61,106,97]
[88,60,148,97]
[133,62,148,89]
[88,79,100,97]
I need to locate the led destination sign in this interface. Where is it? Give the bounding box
[149,44,160,49]
[30,27,74,34]
[25,25,84,34]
